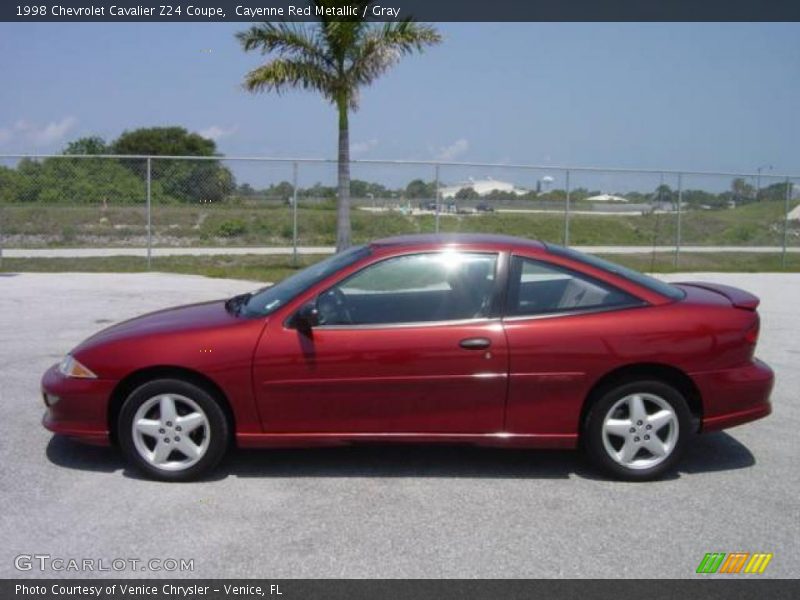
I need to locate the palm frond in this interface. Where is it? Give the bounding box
[319,20,366,69]
[236,8,441,113]
[237,23,332,68]
[243,58,338,102]
[348,21,442,87]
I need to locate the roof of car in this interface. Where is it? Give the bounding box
[370,233,545,250]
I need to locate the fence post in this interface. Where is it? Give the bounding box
[0,199,4,270]
[674,173,682,269]
[564,169,571,246]
[434,164,441,234]
[146,157,152,270]
[0,201,4,269]
[292,161,299,267]
[782,177,791,269]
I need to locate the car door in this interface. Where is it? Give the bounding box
[252,251,509,433]
[502,254,645,437]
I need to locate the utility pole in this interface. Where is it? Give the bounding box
[756,164,772,202]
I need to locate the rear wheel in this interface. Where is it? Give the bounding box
[118,379,229,482]
[584,380,692,481]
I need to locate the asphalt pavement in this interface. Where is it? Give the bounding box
[0,272,797,578]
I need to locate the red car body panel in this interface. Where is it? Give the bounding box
[253,320,509,433]
[64,300,267,436]
[41,364,115,445]
[41,234,774,451]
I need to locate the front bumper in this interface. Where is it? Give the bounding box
[693,358,774,432]
[41,364,116,445]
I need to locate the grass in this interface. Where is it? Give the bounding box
[0,254,323,283]
[2,199,798,279]
[1,199,798,248]
[596,252,800,273]
[2,251,798,284]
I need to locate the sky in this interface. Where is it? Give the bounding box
[0,22,798,189]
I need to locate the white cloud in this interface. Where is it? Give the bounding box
[435,138,469,161]
[199,125,238,141]
[351,138,379,156]
[30,117,77,146]
[0,116,77,149]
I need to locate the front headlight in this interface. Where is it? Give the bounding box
[58,355,97,379]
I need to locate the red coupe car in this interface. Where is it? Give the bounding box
[41,234,773,481]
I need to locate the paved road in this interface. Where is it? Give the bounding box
[3,245,799,258]
[0,272,797,578]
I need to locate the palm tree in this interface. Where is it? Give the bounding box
[237,2,441,251]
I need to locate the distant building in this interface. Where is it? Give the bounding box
[440,177,528,199]
[586,193,629,203]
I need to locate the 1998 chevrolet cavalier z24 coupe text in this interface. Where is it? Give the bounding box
[42,234,774,481]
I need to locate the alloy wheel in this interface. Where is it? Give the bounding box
[131,394,210,472]
[601,392,679,470]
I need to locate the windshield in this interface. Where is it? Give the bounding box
[544,243,685,301]
[239,245,372,317]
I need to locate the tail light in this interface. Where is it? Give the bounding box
[744,319,760,345]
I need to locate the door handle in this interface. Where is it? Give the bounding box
[459,337,491,350]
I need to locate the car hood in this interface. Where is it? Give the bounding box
[74,299,240,351]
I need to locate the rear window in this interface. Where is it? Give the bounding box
[509,256,640,316]
[544,244,685,301]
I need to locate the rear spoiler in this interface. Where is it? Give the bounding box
[677,282,760,310]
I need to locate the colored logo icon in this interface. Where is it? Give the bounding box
[696,553,773,574]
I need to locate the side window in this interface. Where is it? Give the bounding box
[317,252,498,326]
[508,256,640,316]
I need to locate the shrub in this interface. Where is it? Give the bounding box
[215,219,247,237]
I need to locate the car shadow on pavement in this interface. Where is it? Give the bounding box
[46,431,755,481]
[46,435,124,474]
[225,445,592,480]
[679,431,757,474]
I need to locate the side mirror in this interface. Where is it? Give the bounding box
[293,302,320,333]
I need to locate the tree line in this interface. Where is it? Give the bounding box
[242,178,793,209]
[0,127,235,205]
[0,128,791,209]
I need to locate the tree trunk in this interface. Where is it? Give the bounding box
[336,99,351,252]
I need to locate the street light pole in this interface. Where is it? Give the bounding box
[292,161,298,267]
[756,164,772,202]
[434,164,441,234]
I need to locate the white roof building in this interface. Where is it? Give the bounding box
[440,177,528,199]
[586,193,629,203]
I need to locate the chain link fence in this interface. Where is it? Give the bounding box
[0,154,798,270]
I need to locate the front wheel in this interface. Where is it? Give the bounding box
[584,380,693,481]
[118,379,229,482]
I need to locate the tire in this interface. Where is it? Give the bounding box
[118,378,229,482]
[583,380,693,481]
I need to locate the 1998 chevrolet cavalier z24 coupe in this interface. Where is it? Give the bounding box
[42,234,774,481]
